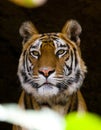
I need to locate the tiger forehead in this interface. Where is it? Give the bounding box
[31,33,69,49]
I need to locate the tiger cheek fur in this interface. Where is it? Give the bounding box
[14,19,87,130]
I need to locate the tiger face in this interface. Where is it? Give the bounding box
[18,20,87,102]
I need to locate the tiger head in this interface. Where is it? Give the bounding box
[18,20,87,101]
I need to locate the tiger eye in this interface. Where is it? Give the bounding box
[31,51,39,57]
[56,49,66,56]
[58,50,65,54]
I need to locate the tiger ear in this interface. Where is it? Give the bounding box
[62,20,82,46]
[19,21,38,44]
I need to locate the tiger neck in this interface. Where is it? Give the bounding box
[22,91,78,115]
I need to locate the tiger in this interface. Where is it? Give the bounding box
[13,19,87,130]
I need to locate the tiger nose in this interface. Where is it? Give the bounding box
[38,67,55,77]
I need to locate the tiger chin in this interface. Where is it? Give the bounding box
[13,20,87,130]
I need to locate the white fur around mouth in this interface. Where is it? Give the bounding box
[39,83,54,88]
[38,83,59,97]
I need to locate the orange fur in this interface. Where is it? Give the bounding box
[13,20,87,130]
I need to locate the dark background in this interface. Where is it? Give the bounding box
[0,0,101,129]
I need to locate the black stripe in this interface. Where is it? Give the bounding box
[23,52,26,70]
[65,49,77,74]
[56,82,67,91]
[64,63,72,76]
[67,93,78,113]
[75,70,80,83]
[64,51,73,76]
[23,52,30,73]
[72,93,78,111]
[20,69,39,87]
[24,92,34,109]
[66,78,74,85]
[20,70,29,83]
[23,50,26,56]
[68,51,73,72]
[73,48,78,68]
[39,103,51,108]
[25,54,30,73]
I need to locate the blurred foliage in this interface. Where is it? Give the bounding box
[9,0,47,8]
[65,112,101,130]
[0,104,101,130]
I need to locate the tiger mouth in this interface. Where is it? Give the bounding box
[39,82,55,88]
